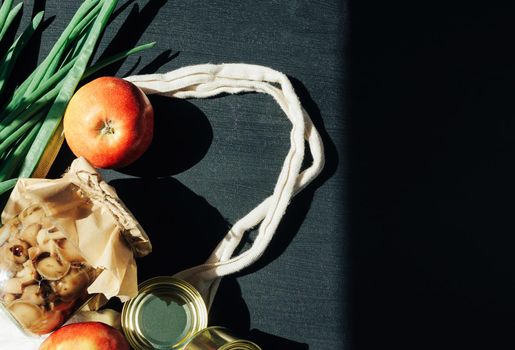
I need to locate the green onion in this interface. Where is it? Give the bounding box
[0,0,14,35]
[0,2,23,45]
[0,178,17,194]
[23,0,100,96]
[0,11,44,96]
[1,57,78,122]
[0,0,155,196]
[19,0,119,178]
[1,41,154,131]
[0,118,43,181]
[42,0,103,82]
[0,87,56,141]
[84,41,156,78]
[0,105,46,155]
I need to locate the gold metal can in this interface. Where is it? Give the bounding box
[183,326,262,350]
[121,276,208,350]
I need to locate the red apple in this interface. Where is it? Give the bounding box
[63,76,154,169]
[39,322,130,350]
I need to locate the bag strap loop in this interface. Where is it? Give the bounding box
[126,63,325,309]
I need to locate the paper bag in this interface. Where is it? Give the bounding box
[1,157,151,302]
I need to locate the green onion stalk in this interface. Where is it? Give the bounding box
[0,0,155,195]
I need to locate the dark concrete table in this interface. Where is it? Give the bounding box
[23,1,345,349]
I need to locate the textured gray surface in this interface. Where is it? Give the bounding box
[18,1,344,349]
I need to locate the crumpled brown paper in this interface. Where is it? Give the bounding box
[1,157,151,302]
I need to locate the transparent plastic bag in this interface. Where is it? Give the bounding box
[0,204,101,335]
[0,157,151,335]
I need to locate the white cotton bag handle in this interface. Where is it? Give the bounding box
[126,63,325,309]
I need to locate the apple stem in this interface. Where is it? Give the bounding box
[101,120,115,135]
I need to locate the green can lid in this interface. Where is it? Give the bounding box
[122,277,208,350]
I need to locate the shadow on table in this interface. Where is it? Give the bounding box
[239,76,339,274]
[119,95,213,177]
[103,173,230,316]
[109,176,310,349]
[249,330,309,350]
[92,0,168,78]
[209,277,251,333]
[210,278,309,350]
[47,95,212,179]
[109,176,230,276]
[137,49,180,75]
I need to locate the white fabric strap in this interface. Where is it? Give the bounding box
[125,63,325,309]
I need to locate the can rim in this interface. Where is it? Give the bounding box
[184,326,262,350]
[219,340,262,350]
[121,276,208,350]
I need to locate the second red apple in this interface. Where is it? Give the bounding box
[39,322,130,350]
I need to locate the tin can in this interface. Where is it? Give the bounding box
[183,326,262,350]
[121,276,208,350]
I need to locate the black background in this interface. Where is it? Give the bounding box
[351,1,515,349]
[15,1,344,349]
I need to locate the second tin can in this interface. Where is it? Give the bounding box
[183,326,262,350]
[121,276,208,350]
